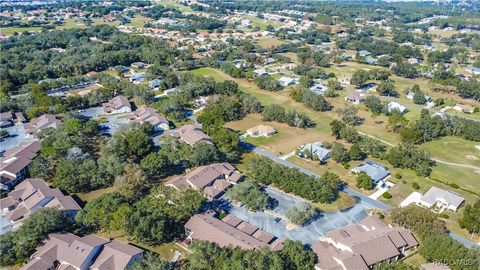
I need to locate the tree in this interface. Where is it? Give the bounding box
[351,70,369,88]
[52,158,100,193]
[459,199,480,234]
[279,240,316,270]
[390,206,446,239]
[377,80,398,97]
[387,111,408,132]
[331,143,349,163]
[336,106,362,125]
[348,143,366,160]
[330,119,346,139]
[0,208,69,266]
[140,152,171,178]
[364,96,384,115]
[284,202,318,225]
[127,252,169,270]
[386,143,434,176]
[226,181,270,211]
[356,171,373,190]
[190,142,220,166]
[124,130,154,161]
[114,164,149,198]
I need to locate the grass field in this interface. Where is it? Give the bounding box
[0,26,42,35]
[126,15,153,28]
[256,38,287,48]
[422,136,480,167]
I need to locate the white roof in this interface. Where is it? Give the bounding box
[420,187,464,209]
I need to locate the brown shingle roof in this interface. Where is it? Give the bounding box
[172,124,212,146]
[185,213,267,250]
[222,214,243,227]
[252,229,275,244]
[236,221,259,235]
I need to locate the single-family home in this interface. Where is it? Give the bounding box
[297,142,331,163]
[418,187,464,212]
[127,106,169,131]
[20,233,143,270]
[453,104,475,114]
[310,83,327,95]
[149,79,161,89]
[24,114,62,135]
[171,124,212,146]
[102,95,132,114]
[264,57,275,65]
[387,102,408,114]
[165,162,244,199]
[340,53,353,60]
[345,93,364,104]
[365,57,378,65]
[185,212,285,250]
[0,111,26,128]
[359,50,371,57]
[312,215,418,270]
[254,68,268,76]
[0,178,81,229]
[466,66,480,75]
[130,73,145,83]
[408,58,421,65]
[0,141,41,190]
[131,61,147,69]
[406,92,431,102]
[278,77,298,86]
[351,160,390,185]
[246,125,276,137]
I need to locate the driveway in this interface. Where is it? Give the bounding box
[227,186,374,244]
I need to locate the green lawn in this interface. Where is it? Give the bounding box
[0,27,42,35]
[422,136,480,167]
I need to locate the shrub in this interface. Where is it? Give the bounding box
[402,180,407,184]
[449,183,459,189]
[412,182,420,190]
[341,161,350,169]
[438,213,449,219]
[382,192,392,199]
[378,213,385,219]
[395,173,402,179]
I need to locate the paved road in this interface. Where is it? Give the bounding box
[349,89,480,123]
[249,145,478,247]
[251,147,390,210]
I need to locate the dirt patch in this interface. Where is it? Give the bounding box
[465,155,479,161]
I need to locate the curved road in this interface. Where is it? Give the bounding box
[248,145,478,247]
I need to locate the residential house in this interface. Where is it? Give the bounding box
[130,73,145,83]
[0,111,26,128]
[387,102,408,114]
[278,76,298,86]
[312,215,418,270]
[127,106,169,131]
[102,95,132,114]
[418,187,464,212]
[0,141,41,190]
[171,124,212,146]
[165,162,244,199]
[408,57,421,65]
[264,57,275,65]
[185,212,285,250]
[21,233,143,270]
[297,142,331,163]
[466,66,480,75]
[345,93,364,104]
[351,161,390,185]
[149,79,161,89]
[131,61,147,69]
[24,114,62,135]
[453,104,475,114]
[406,92,431,102]
[309,83,327,95]
[246,125,276,137]
[254,68,268,76]
[0,178,81,229]
[359,50,371,57]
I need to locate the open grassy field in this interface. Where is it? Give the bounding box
[422,136,480,167]
[126,15,153,28]
[193,67,479,209]
[0,26,42,35]
[256,37,287,48]
[75,186,116,203]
